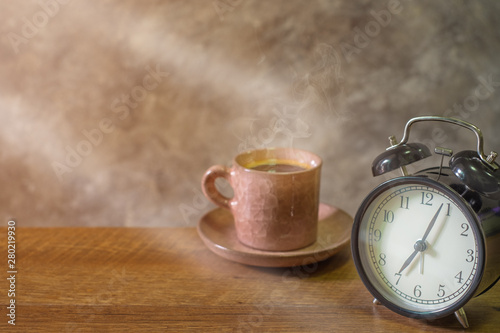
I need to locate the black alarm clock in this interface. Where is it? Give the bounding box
[351,116,500,328]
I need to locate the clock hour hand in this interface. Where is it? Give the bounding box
[398,248,418,274]
[397,204,443,274]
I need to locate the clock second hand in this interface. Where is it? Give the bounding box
[398,203,444,275]
[420,253,424,275]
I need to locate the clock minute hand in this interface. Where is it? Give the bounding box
[421,203,443,242]
[397,203,444,274]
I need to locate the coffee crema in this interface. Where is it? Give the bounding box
[249,162,308,173]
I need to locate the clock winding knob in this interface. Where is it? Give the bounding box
[486,151,498,164]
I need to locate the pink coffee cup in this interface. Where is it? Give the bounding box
[201,147,322,251]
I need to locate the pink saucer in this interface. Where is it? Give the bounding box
[197,203,352,267]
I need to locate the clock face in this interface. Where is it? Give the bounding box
[352,177,485,319]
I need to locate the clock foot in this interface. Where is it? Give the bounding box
[454,307,469,329]
[373,298,381,305]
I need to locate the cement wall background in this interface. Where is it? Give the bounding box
[1,0,499,227]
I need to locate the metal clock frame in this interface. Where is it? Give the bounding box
[352,175,486,323]
[352,116,500,328]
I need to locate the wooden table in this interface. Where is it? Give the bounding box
[1,227,498,332]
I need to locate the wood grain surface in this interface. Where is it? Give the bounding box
[0,227,498,332]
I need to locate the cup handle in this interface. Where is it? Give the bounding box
[201,165,233,210]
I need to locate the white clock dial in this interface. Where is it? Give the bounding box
[354,177,485,318]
